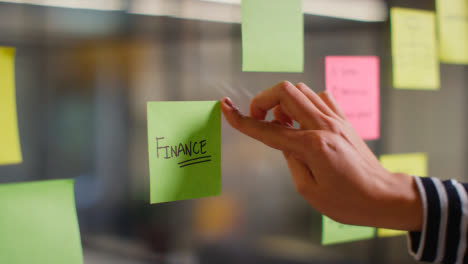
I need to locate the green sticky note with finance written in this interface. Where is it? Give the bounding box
[0,179,83,264]
[147,101,221,204]
[322,216,375,245]
[242,0,304,72]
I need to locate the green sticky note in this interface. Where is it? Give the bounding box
[437,0,468,64]
[0,47,22,165]
[147,101,221,204]
[0,179,83,264]
[378,153,427,237]
[322,216,375,245]
[391,8,440,90]
[242,0,304,72]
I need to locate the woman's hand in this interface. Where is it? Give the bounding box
[221,81,422,231]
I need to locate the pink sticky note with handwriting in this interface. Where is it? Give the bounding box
[325,56,380,140]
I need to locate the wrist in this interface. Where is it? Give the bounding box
[373,172,423,231]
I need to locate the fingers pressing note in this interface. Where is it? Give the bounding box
[221,97,303,154]
[249,81,300,120]
[220,83,347,156]
[249,81,325,130]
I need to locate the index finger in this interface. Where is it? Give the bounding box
[249,81,326,129]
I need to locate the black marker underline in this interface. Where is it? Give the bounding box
[179,160,211,168]
[178,156,212,165]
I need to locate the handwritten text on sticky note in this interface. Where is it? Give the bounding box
[0,47,22,165]
[436,0,468,64]
[147,101,221,204]
[322,216,375,245]
[242,0,303,72]
[325,56,380,140]
[377,153,428,237]
[391,8,440,90]
[0,180,83,264]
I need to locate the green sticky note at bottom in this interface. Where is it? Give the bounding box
[147,101,221,204]
[322,216,375,245]
[0,179,83,264]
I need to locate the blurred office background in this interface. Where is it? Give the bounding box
[0,0,466,263]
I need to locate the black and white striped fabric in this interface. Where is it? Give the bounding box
[408,176,468,264]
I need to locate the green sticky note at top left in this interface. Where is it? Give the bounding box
[147,101,221,204]
[242,0,304,72]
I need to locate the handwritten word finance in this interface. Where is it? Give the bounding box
[156,137,211,168]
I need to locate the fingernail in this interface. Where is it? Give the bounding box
[224,97,234,108]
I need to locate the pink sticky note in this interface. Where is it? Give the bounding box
[325,56,380,140]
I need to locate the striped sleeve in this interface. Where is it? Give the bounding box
[407,176,468,264]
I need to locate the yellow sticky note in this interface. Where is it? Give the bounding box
[378,153,427,237]
[380,153,427,177]
[437,0,468,64]
[391,8,440,90]
[0,47,22,165]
